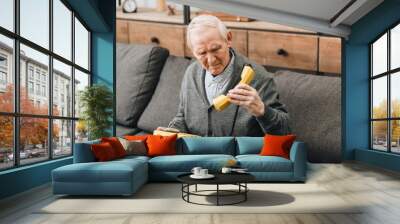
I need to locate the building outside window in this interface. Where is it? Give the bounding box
[42,85,46,97]
[35,70,40,81]
[370,22,400,154]
[41,73,46,83]
[0,0,91,170]
[35,83,40,95]
[0,71,6,85]
[28,66,34,80]
[28,81,34,94]
[0,54,7,89]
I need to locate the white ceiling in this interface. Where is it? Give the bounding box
[171,0,384,38]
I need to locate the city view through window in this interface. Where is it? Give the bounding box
[0,0,91,170]
[371,23,400,153]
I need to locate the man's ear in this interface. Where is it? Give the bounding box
[226,31,233,47]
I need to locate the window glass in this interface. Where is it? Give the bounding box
[0,116,14,170]
[53,119,72,158]
[372,76,387,119]
[0,0,14,31]
[0,35,14,113]
[20,0,49,49]
[74,69,89,118]
[391,72,400,118]
[20,117,49,165]
[391,120,400,153]
[53,0,72,60]
[391,24,400,70]
[74,18,89,70]
[372,33,387,76]
[0,0,93,168]
[20,44,49,115]
[53,59,72,117]
[75,120,88,143]
[372,121,388,151]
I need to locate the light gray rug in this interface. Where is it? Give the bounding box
[38,183,362,214]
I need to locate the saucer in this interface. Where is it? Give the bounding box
[190,174,215,179]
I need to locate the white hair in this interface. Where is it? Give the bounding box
[186,15,229,49]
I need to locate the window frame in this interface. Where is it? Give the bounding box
[370,20,400,154]
[0,0,92,171]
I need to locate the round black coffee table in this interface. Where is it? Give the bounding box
[177,173,255,206]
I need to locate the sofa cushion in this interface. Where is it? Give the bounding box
[236,137,263,155]
[116,43,169,127]
[137,56,191,132]
[118,138,147,156]
[52,159,147,183]
[148,154,235,172]
[274,70,341,162]
[74,140,100,163]
[90,142,118,162]
[177,137,235,155]
[236,155,293,172]
[147,134,177,157]
[101,137,127,158]
[114,155,150,164]
[260,134,296,159]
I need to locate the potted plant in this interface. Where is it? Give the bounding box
[79,84,113,140]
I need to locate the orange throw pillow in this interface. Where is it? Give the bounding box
[101,137,127,158]
[260,134,296,159]
[146,134,177,157]
[91,142,117,162]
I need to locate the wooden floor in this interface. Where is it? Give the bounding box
[1,162,400,224]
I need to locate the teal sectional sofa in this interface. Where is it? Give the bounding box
[52,137,307,196]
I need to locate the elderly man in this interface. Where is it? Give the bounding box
[165,15,290,136]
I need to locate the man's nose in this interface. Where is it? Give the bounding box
[207,54,217,64]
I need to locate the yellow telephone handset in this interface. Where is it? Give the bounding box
[213,64,255,111]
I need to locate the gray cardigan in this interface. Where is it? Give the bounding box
[168,50,290,136]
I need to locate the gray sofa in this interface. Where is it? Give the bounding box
[116,43,341,163]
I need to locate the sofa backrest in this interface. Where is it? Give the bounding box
[274,71,341,162]
[235,137,263,155]
[137,56,192,132]
[116,43,169,128]
[177,137,236,155]
[73,140,100,163]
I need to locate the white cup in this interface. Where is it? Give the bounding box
[221,167,232,174]
[200,169,208,176]
[191,167,202,176]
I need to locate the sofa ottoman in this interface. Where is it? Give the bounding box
[52,140,150,196]
[52,156,148,196]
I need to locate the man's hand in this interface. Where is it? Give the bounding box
[227,83,265,117]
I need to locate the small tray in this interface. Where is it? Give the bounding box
[190,174,215,179]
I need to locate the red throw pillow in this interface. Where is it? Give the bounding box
[146,134,177,157]
[124,135,149,141]
[91,142,117,161]
[101,137,127,158]
[260,134,296,159]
